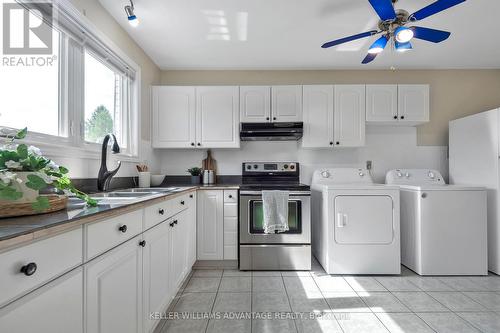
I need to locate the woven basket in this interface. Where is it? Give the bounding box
[0,195,68,218]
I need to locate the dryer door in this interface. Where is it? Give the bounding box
[334,195,394,244]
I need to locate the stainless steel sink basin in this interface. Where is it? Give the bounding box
[119,187,179,193]
[90,192,153,198]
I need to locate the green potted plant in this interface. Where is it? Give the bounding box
[187,167,202,184]
[0,127,97,213]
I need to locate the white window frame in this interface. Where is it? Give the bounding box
[10,0,141,162]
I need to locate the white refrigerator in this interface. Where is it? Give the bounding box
[449,108,500,274]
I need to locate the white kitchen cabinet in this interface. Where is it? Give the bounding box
[223,190,238,260]
[240,86,271,122]
[85,235,143,333]
[334,85,366,147]
[302,85,334,148]
[197,190,224,260]
[185,192,197,269]
[366,85,398,122]
[0,268,83,333]
[196,86,240,148]
[152,86,196,148]
[271,86,303,122]
[366,84,429,125]
[142,221,172,333]
[398,84,429,124]
[170,210,189,289]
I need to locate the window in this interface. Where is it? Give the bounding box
[84,50,125,146]
[0,15,61,137]
[0,2,139,157]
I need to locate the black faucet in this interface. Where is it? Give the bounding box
[97,134,121,192]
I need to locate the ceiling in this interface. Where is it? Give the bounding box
[99,0,500,70]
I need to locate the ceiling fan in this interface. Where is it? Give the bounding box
[321,0,466,64]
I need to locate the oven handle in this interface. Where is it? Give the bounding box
[240,191,311,196]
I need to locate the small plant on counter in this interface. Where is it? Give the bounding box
[0,127,97,211]
[187,167,202,176]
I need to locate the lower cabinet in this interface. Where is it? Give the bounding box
[186,192,197,269]
[0,268,83,333]
[85,235,144,333]
[197,190,224,260]
[143,221,172,333]
[170,210,188,291]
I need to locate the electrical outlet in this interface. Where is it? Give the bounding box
[366,160,372,170]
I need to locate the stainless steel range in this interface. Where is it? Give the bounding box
[239,162,311,271]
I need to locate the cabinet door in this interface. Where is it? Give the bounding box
[366,85,398,123]
[85,236,143,333]
[196,86,240,148]
[271,85,303,122]
[398,84,430,124]
[240,86,271,122]
[302,85,334,148]
[197,190,224,260]
[170,210,188,290]
[152,86,196,148]
[186,192,197,269]
[0,268,83,333]
[334,85,366,147]
[143,222,171,333]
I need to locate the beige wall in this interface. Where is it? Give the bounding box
[70,0,161,141]
[161,70,500,146]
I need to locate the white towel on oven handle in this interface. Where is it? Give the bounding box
[262,190,289,234]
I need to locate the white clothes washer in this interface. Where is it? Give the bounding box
[386,169,487,275]
[312,168,401,275]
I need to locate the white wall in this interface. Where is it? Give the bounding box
[158,127,448,184]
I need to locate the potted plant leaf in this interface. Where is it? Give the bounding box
[187,167,202,184]
[0,127,97,216]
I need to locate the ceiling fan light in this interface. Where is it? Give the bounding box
[395,26,414,43]
[395,41,413,52]
[368,36,388,54]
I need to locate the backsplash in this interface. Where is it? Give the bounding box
[157,127,448,184]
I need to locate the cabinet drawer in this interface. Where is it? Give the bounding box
[85,210,143,260]
[186,191,196,208]
[223,190,237,203]
[0,227,82,307]
[171,194,189,216]
[224,202,238,217]
[144,200,171,230]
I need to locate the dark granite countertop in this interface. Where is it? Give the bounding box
[0,187,197,247]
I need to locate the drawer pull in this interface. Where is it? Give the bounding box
[158,208,165,215]
[139,240,146,247]
[189,194,193,198]
[169,221,175,227]
[228,194,233,199]
[180,200,185,205]
[174,220,178,225]
[20,262,37,276]
[118,225,128,233]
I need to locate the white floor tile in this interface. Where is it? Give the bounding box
[417,312,480,333]
[336,313,389,333]
[457,312,500,333]
[252,292,291,312]
[184,278,220,293]
[288,291,330,312]
[463,292,500,311]
[406,277,455,291]
[392,292,449,312]
[313,276,353,292]
[438,277,488,292]
[213,292,251,313]
[283,276,321,294]
[219,277,252,292]
[358,292,411,313]
[375,277,421,292]
[162,319,208,333]
[252,271,282,277]
[428,292,487,312]
[323,292,371,313]
[295,314,343,333]
[192,269,223,278]
[252,317,297,333]
[252,276,285,293]
[174,293,216,312]
[223,269,252,277]
[344,276,387,292]
[375,313,434,333]
[206,319,251,333]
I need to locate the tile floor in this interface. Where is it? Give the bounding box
[154,259,500,333]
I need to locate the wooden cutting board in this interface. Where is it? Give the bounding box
[202,150,217,175]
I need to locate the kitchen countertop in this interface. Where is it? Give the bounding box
[0,183,240,251]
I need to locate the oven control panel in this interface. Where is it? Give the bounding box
[242,162,298,173]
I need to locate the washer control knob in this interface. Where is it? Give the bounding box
[405,172,410,178]
[359,172,364,177]
[290,164,295,170]
[246,165,252,170]
[428,171,435,179]
[283,164,288,169]
[397,172,403,178]
[321,171,330,178]
[253,164,258,169]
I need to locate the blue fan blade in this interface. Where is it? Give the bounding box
[322,31,378,48]
[362,53,378,64]
[368,0,397,21]
[410,0,466,21]
[411,26,451,43]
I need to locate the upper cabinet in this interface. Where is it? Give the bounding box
[196,86,240,148]
[240,86,271,122]
[366,84,429,125]
[271,86,303,122]
[302,85,334,148]
[240,85,302,123]
[334,85,366,147]
[302,85,365,148]
[152,86,196,148]
[152,86,240,149]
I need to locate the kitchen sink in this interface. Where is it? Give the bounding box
[90,192,153,198]
[118,187,179,193]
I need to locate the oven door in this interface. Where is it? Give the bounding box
[239,191,311,244]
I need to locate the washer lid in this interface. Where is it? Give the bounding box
[385,169,445,186]
[397,184,485,191]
